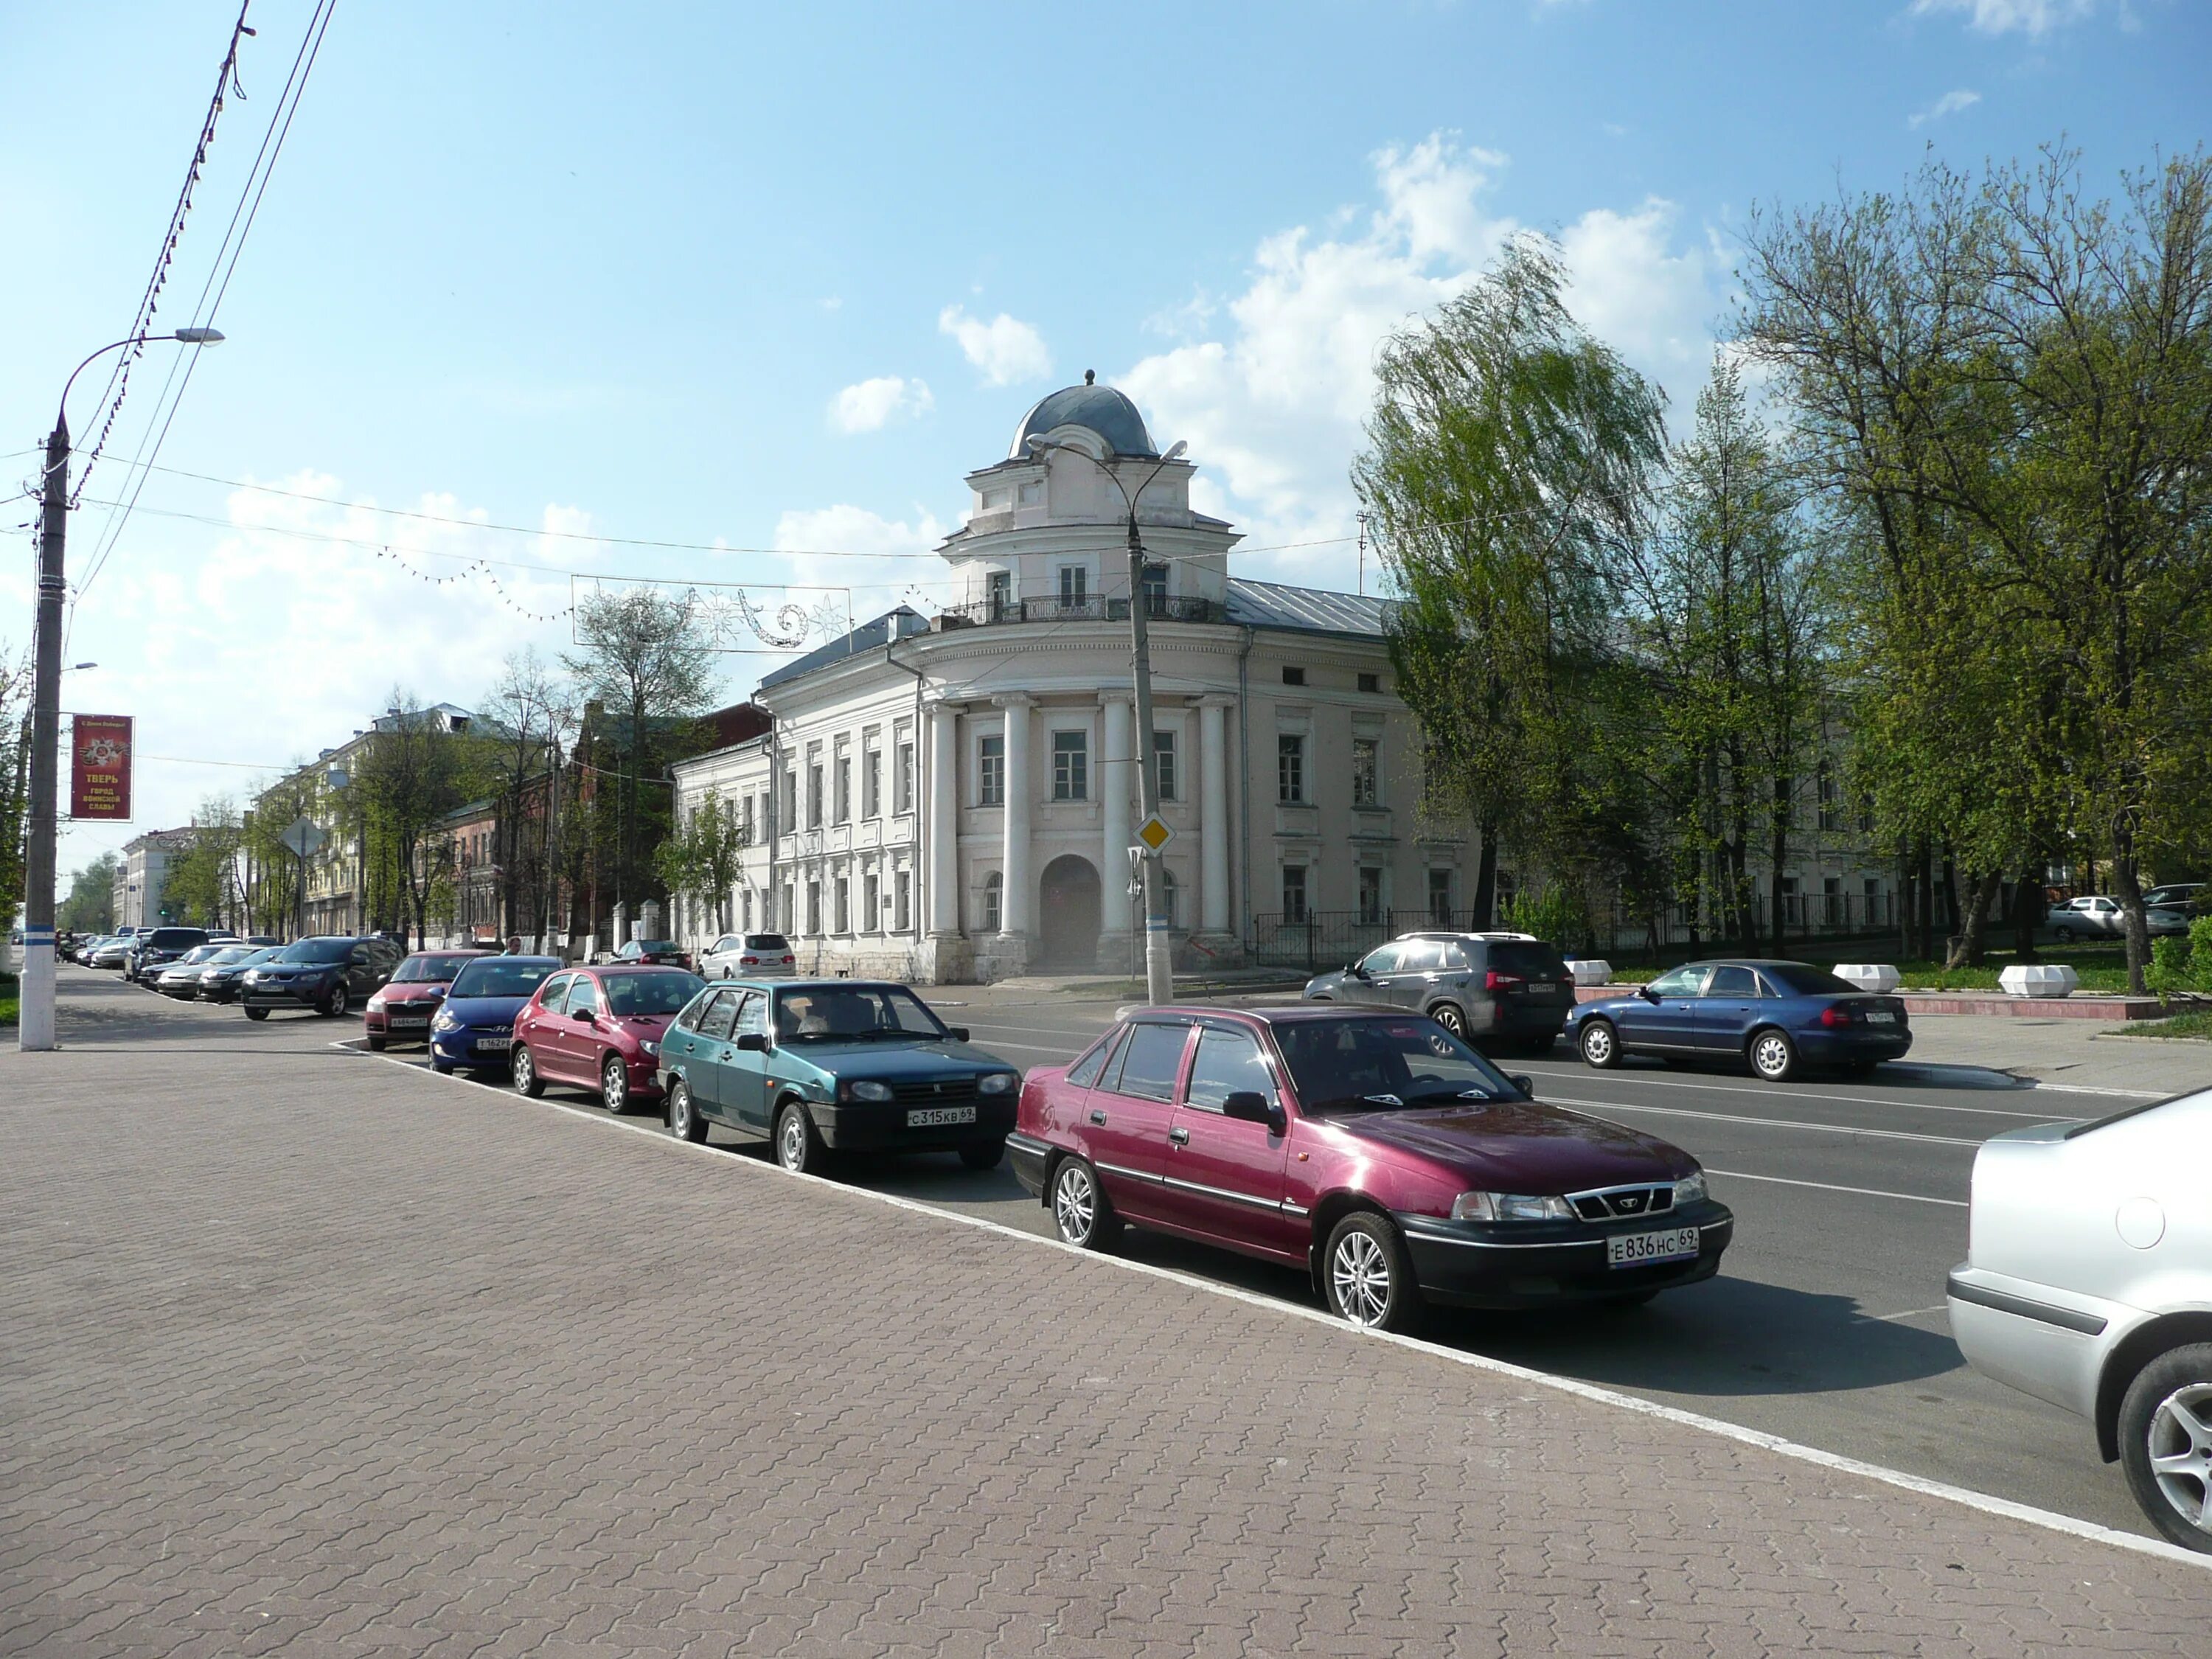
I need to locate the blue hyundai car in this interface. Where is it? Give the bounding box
[428,955,561,1076]
[1565,959,1910,1082]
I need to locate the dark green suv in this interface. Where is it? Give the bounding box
[655,978,1020,1174]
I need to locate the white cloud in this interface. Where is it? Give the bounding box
[829,375,933,434]
[1909,87,1983,127]
[1118,133,1718,591]
[1908,0,2094,35]
[762,503,951,643]
[938,305,1053,387]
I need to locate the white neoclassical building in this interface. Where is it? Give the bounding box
[671,376,1463,981]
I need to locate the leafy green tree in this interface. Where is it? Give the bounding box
[349,695,493,948]
[653,787,749,938]
[1354,236,1667,925]
[58,853,119,933]
[0,642,30,931]
[163,798,246,929]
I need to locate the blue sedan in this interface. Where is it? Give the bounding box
[1565,959,1911,1082]
[428,955,562,1075]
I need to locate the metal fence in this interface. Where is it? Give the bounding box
[1245,908,1477,971]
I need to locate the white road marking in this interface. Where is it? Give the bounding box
[1542,1094,1986,1148]
[1864,1304,1952,1324]
[1704,1166,1968,1208]
[342,1042,2209,1573]
[1525,1065,2067,1121]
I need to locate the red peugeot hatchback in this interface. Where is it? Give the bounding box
[510,964,706,1114]
[364,950,487,1051]
[1007,1004,1732,1331]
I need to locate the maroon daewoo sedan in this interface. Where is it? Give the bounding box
[1008,1005,1733,1330]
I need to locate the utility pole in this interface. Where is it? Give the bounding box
[1123,509,1175,1006]
[18,418,69,1051]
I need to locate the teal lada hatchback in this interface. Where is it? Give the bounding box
[655,978,1021,1174]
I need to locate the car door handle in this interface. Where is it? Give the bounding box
[1168,1126,1190,1145]
[719,1049,734,1060]
[1088,1109,1107,1126]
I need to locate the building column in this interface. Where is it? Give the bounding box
[1099,690,1133,955]
[1198,696,1233,936]
[994,694,1034,945]
[928,702,961,936]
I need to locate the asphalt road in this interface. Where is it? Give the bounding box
[48,964,2156,1543]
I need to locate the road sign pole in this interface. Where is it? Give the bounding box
[1125,509,1174,1007]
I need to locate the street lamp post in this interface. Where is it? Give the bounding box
[19,329,223,1052]
[1027,432,1189,1006]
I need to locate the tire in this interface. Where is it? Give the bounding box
[511,1044,546,1097]
[775,1101,827,1175]
[1579,1019,1621,1069]
[667,1078,707,1144]
[1049,1157,1121,1249]
[1322,1212,1421,1333]
[601,1054,631,1115]
[1428,1002,1469,1040]
[1747,1028,1798,1082]
[430,1059,455,1076]
[959,1138,1005,1172]
[366,1034,388,1052]
[243,1006,268,1022]
[2118,1342,2212,1554]
[1840,1060,1879,1081]
[320,984,349,1019]
[2053,924,2079,942]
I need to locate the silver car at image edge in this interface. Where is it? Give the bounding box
[1947,1086,2212,1551]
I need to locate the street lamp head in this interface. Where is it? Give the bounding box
[66,662,97,672]
[170,327,225,345]
[1161,440,1188,463]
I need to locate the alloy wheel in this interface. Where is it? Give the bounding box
[1430,1004,1467,1038]
[1330,1229,1393,1329]
[602,1057,628,1113]
[1580,1020,1617,1068]
[1053,1161,1097,1245]
[2147,1382,2212,1540]
[1750,1032,1795,1081]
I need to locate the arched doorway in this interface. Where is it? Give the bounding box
[1037,855,1102,967]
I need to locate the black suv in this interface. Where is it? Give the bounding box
[1301,931,1576,1055]
[240,935,405,1020]
[127,926,212,984]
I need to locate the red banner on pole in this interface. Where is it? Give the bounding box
[69,714,134,821]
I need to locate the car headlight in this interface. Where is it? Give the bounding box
[976,1071,1018,1095]
[1672,1171,1708,1207]
[1451,1192,1575,1222]
[843,1079,894,1102]
[431,1010,459,1033]
[640,1040,658,1057]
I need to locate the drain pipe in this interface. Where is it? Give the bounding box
[885,636,928,981]
[1237,623,1254,950]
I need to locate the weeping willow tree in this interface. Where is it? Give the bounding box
[1354,236,1667,930]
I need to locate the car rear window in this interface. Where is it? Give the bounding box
[1486,942,1567,978]
[744,934,789,950]
[633,939,678,953]
[145,929,205,949]
[1760,962,1860,996]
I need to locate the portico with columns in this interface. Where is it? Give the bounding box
[669,375,1450,984]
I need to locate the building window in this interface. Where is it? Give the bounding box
[1358,867,1384,926]
[863,871,879,932]
[1857,802,1875,835]
[895,735,914,813]
[1351,737,1380,807]
[894,869,911,931]
[863,745,880,819]
[807,759,824,828]
[1052,731,1088,801]
[1141,563,1168,613]
[987,569,1012,619]
[806,880,821,935]
[834,755,851,824]
[1278,734,1305,804]
[740,793,756,841]
[1152,730,1177,801]
[1823,874,1843,927]
[1281,665,1305,686]
[978,734,1004,807]
[834,875,850,933]
[1281,864,1308,925]
[983,871,1002,933]
[1817,763,1840,832]
[1058,565,1088,610]
[1357,672,1380,694]
[1160,866,1179,929]
[1427,868,1453,925]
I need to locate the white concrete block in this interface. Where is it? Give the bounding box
[1566,959,1613,987]
[1834,964,1901,994]
[2000,963,2080,999]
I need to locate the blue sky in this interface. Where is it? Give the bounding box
[4,0,2205,874]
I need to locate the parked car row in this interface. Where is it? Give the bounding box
[2048,892,2200,940]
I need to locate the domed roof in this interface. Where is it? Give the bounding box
[1009,371,1158,460]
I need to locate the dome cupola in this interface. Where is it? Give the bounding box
[1008,369,1158,460]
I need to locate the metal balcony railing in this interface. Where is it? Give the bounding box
[937,594,1228,629]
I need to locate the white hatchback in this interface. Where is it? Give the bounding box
[698,932,797,980]
[1949,1088,2212,1551]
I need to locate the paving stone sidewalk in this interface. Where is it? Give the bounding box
[4,1034,2208,1658]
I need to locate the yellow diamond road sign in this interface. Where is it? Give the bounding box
[1135,815,1175,853]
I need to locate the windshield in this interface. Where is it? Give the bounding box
[216,946,276,967]
[1273,1016,1520,1111]
[1761,962,1861,997]
[774,985,947,1043]
[2065,1085,2208,1139]
[393,954,476,983]
[272,938,354,964]
[449,959,558,999]
[630,939,677,954]
[604,971,704,1015]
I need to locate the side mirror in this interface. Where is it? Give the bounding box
[1639,985,1660,1004]
[1222,1091,1286,1133]
[1509,1074,1534,1097]
[733,1032,768,1052]
[947,1026,970,1043]
[1346,962,1368,978]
